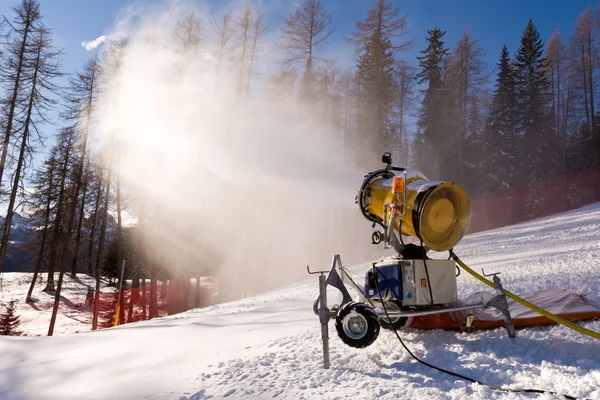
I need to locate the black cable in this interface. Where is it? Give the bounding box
[372,265,580,400]
[398,220,405,247]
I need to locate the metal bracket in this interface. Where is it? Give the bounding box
[482,268,500,278]
[482,271,516,340]
[307,266,329,275]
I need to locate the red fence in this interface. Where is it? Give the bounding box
[87,277,214,329]
[469,166,600,233]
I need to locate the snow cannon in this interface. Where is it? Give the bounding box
[356,152,471,252]
[309,153,515,369]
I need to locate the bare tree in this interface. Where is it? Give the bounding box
[61,56,99,277]
[25,154,56,302]
[246,12,269,96]
[337,70,355,160]
[394,61,416,166]
[0,25,62,276]
[235,6,252,92]
[447,32,488,181]
[172,12,203,50]
[209,9,235,71]
[0,0,42,207]
[280,0,333,101]
[568,7,600,166]
[546,29,568,175]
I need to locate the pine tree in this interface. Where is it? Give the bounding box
[446,32,488,187]
[351,0,411,169]
[0,300,21,336]
[484,44,520,191]
[514,19,558,217]
[415,28,451,179]
[514,19,557,183]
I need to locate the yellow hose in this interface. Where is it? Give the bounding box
[451,254,600,341]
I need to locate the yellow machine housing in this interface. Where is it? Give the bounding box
[358,168,471,252]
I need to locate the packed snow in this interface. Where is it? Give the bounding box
[1,203,600,399]
[0,273,100,336]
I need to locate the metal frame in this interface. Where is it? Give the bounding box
[309,254,516,369]
[382,171,407,252]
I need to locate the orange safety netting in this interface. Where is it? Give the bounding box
[87,278,213,329]
[410,288,600,331]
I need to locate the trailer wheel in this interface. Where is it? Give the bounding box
[379,301,408,330]
[335,301,380,348]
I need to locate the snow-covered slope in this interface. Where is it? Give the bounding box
[0,273,98,336]
[1,203,600,400]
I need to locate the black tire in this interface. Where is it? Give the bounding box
[378,301,408,330]
[335,301,380,348]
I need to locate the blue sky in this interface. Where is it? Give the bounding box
[0,0,594,79]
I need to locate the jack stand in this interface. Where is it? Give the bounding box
[307,255,351,369]
[482,269,516,340]
[307,265,334,369]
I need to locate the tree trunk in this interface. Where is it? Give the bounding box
[587,28,597,159]
[87,170,103,275]
[238,7,251,92]
[92,166,111,330]
[115,147,123,284]
[26,160,55,303]
[195,274,202,307]
[149,279,158,318]
[71,158,90,276]
[46,131,74,334]
[140,276,147,320]
[581,40,591,129]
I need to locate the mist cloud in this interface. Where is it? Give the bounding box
[94,1,374,298]
[81,35,107,51]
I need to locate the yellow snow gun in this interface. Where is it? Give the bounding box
[309,153,515,369]
[356,152,471,252]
